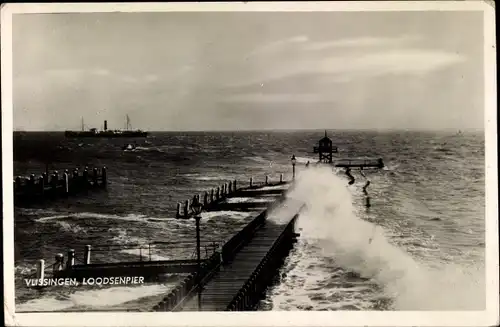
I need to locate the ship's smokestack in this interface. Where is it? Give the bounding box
[104,120,108,131]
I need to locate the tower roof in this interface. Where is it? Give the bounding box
[320,130,331,142]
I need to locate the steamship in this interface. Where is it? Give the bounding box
[64,115,148,138]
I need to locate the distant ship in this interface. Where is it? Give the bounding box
[65,115,148,138]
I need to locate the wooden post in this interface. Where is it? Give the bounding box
[15,176,21,193]
[39,176,45,195]
[84,245,91,264]
[29,174,36,189]
[233,180,237,192]
[216,187,220,200]
[82,169,89,188]
[280,173,283,183]
[54,253,64,272]
[92,168,98,186]
[63,172,69,194]
[102,167,107,187]
[265,175,269,185]
[228,182,232,194]
[176,203,181,217]
[184,200,189,218]
[66,249,75,270]
[250,177,253,188]
[51,172,58,192]
[203,192,208,207]
[36,259,45,280]
[210,189,214,202]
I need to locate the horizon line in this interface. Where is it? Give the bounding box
[12,127,485,133]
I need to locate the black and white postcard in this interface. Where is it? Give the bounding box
[2,2,498,326]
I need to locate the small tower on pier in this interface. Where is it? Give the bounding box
[313,130,338,163]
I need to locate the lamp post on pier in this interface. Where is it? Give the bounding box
[291,155,297,180]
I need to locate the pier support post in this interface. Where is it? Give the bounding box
[66,249,75,270]
[233,180,237,192]
[250,177,253,188]
[15,176,21,193]
[265,175,268,185]
[228,182,232,194]
[203,192,208,207]
[210,189,214,202]
[280,173,283,183]
[36,259,45,280]
[92,168,98,186]
[216,187,220,200]
[84,245,91,264]
[176,203,181,217]
[102,167,107,187]
[83,169,89,187]
[184,200,190,218]
[63,172,69,195]
[39,176,45,195]
[51,172,59,192]
[29,174,36,189]
[54,253,64,272]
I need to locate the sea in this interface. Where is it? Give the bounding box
[11,130,486,312]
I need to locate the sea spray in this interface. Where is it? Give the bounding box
[280,166,485,310]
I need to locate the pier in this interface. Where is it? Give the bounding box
[31,174,303,312]
[25,132,386,311]
[14,166,107,205]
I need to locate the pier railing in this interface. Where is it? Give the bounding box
[334,158,384,168]
[226,213,300,311]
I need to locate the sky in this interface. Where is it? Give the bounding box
[12,10,484,131]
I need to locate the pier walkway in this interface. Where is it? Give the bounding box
[175,200,303,311]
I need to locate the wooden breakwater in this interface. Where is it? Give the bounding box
[14,166,107,204]
[176,173,287,219]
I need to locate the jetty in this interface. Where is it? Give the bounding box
[14,166,107,205]
[31,174,303,312]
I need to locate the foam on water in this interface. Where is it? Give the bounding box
[16,284,175,312]
[276,166,485,310]
[225,197,275,203]
[36,212,152,223]
[200,210,253,221]
[258,184,290,191]
[119,249,171,261]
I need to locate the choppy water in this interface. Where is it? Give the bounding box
[12,130,485,311]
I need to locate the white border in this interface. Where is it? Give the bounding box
[1,2,498,326]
